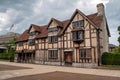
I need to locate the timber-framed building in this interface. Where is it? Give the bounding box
[15,3,110,67]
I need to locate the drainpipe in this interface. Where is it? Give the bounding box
[43,39,45,64]
[97,28,101,66]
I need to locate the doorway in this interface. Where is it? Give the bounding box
[64,52,72,65]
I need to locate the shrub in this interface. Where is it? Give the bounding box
[102,52,120,65]
[0,52,14,61]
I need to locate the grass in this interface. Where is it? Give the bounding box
[96,65,120,70]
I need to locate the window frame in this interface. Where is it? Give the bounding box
[48,35,58,43]
[18,42,23,46]
[79,48,91,58]
[28,39,35,46]
[48,50,58,59]
[48,27,58,32]
[72,20,84,28]
[72,30,84,41]
[29,31,36,36]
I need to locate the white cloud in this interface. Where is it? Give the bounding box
[0,28,2,31]
[0,8,19,32]
[75,0,109,14]
[90,0,109,5]
[0,0,119,46]
[33,0,43,14]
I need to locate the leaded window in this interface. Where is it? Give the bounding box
[28,39,35,46]
[18,42,23,46]
[48,27,58,32]
[48,50,58,59]
[79,48,91,58]
[72,30,84,41]
[48,36,58,43]
[72,20,84,28]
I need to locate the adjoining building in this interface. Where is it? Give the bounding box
[15,3,110,67]
[109,44,117,52]
[0,32,20,53]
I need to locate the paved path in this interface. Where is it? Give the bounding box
[0,61,120,80]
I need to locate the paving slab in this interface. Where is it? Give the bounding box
[0,61,120,80]
[0,64,31,71]
[4,71,120,80]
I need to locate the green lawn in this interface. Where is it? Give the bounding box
[96,65,120,70]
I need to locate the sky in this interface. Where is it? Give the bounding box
[0,0,119,45]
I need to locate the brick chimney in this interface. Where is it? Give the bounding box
[97,3,105,15]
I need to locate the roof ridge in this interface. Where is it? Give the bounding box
[87,12,98,16]
[31,24,40,27]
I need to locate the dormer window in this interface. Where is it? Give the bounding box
[28,39,35,46]
[18,42,23,46]
[29,32,35,36]
[48,26,58,32]
[72,20,84,28]
[29,31,40,36]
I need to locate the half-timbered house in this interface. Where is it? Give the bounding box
[15,3,110,67]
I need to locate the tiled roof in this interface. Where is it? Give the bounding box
[87,13,110,36]
[29,24,41,32]
[36,25,48,38]
[52,18,63,27]
[17,30,28,42]
[48,18,63,28]
[109,44,117,48]
[17,10,105,42]
[59,19,70,35]
[87,13,103,27]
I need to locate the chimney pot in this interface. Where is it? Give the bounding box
[97,3,105,15]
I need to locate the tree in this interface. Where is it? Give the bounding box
[118,26,120,46]
[5,37,16,53]
[112,46,120,54]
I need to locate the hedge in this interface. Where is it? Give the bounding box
[0,52,14,62]
[102,52,120,65]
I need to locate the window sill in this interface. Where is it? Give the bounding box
[79,57,92,59]
[48,42,58,44]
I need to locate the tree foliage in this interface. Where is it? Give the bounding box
[0,37,16,61]
[112,46,120,54]
[5,37,16,53]
[118,26,120,46]
[118,26,120,33]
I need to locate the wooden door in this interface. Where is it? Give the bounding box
[65,52,72,64]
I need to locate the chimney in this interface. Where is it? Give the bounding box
[97,3,105,15]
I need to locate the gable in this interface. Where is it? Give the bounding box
[30,26,35,32]
[49,20,58,28]
[72,13,84,22]
[48,18,63,29]
[62,10,94,34]
[65,12,96,33]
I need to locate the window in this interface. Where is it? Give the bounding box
[72,20,84,28]
[49,36,58,43]
[48,50,58,59]
[18,42,23,46]
[72,30,84,41]
[80,48,91,58]
[28,39,35,46]
[48,27,58,32]
[29,32,35,36]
